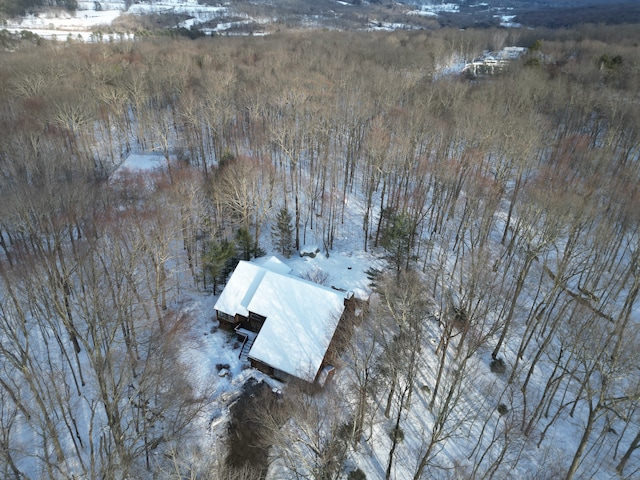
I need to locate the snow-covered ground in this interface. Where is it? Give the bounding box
[497,14,521,28]
[408,2,460,16]
[3,0,239,39]
[4,9,125,40]
[115,153,167,174]
[175,242,383,471]
[126,0,227,22]
[1,9,638,477]
[175,292,280,437]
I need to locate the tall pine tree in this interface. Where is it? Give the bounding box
[202,239,237,294]
[272,208,294,257]
[380,211,414,276]
[236,227,253,261]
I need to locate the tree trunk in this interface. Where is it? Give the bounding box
[492,252,536,360]
[565,405,596,480]
[616,429,640,475]
[384,376,396,419]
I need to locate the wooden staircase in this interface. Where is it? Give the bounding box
[235,328,257,362]
[239,335,255,361]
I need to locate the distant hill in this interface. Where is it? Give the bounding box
[514,1,640,27]
[3,0,639,31]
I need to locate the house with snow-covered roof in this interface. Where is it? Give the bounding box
[214,256,348,384]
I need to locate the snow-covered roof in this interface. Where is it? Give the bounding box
[254,255,292,275]
[214,257,346,382]
[247,271,345,382]
[109,153,169,191]
[214,261,267,318]
[111,154,166,182]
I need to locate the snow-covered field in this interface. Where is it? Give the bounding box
[4,9,125,40]
[408,2,460,16]
[3,0,238,39]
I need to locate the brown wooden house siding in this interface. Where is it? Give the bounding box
[247,312,266,332]
[249,358,274,377]
[216,310,249,330]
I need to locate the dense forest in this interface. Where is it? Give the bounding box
[1,24,640,479]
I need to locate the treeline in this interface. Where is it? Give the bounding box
[1,26,640,478]
[0,0,76,17]
[515,2,640,28]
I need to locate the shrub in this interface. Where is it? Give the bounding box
[529,39,543,52]
[389,426,404,443]
[490,357,507,374]
[302,268,329,286]
[452,307,468,330]
[220,148,235,167]
[337,421,354,442]
[524,57,541,67]
[348,468,367,480]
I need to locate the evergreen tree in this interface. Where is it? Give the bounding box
[202,239,237,295]
[380,211,414,275]
[236,227,253,261]
[272,208,294,257]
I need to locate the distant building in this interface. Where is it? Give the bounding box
[214,256,349,385]
[463,46,528,77]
